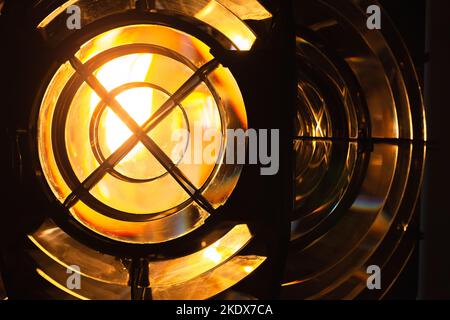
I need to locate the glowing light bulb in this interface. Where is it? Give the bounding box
[91,54,153,153]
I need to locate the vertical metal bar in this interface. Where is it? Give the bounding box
[128,258,151,300]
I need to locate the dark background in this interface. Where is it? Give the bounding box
[419,0,450,300]
[380,0,450,299]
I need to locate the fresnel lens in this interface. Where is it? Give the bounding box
[4,0,285,300]
[38,24,247,244]
[0,0,426,300]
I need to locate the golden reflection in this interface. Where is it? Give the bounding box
[30,222,262,300]
[195,1,256,50]
[36,0,79,29]
[204,244,223,264]
[150,224,252,286]
[36,268,89,300]
[152,255,266,300]
[244,266,255,273]
[37,1,259,52]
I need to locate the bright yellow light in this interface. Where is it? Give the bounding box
[204,244,223,264]
[230,35,253,51]
[91,54,153,154]
[244,266,254,273]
